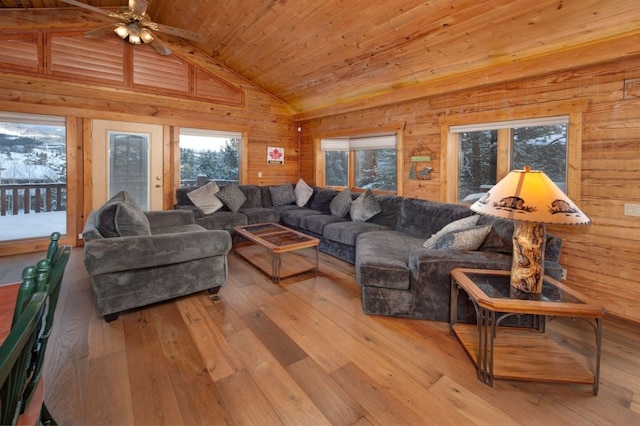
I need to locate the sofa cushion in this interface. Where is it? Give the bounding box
[477,216,514,253]
[238,185,263,209]
[96,191,151,238]
[294,179,314,207]
[280,208,323,228]
[350,190,382,222]
[187,182,223,215]
[422,214,479,248]
[309,188,339,214]
[323,221,390,246]
[368,195,403,228]
[434,225,492,250]
[356,231,425,290]
[240,207,280,224]
[216,184,247,212]
[269,182,297,206]
[299,214,348,235]
[195,211,247,230]
[330,188,352,217]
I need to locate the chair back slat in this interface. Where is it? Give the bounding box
[0,292,47,426]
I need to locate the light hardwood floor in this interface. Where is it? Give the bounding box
[1,248,639,425]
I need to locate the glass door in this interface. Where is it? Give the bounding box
[92,120,163,211]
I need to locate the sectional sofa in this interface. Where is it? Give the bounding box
[175,182,563,322]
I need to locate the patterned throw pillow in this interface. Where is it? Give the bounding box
[294,178,314,207]
[350,190,382,222]
[423,214,479,248]
[330,188,352,217]
[434,225,492,250]
[269,182,297,206]
[187,182,223,215]
[216,184,247,212]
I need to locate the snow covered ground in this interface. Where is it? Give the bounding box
[0,211,66,240]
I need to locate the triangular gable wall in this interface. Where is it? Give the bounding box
[0,30,244,107]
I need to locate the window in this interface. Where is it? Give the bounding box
[179,128,242,186]
[440,103,586,204]
[320,134,398,192]
[0,112,67,241]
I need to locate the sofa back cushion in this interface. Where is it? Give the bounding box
[95,191,151,238]
[397,198,473,239]
[309,188,339,214]
[368,195,403,227]
[237,185,263,209]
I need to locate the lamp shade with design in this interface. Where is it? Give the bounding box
[470,166,590,293]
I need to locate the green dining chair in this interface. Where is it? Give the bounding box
[0,292,48,425]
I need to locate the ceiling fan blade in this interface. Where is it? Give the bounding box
[59,0,113,17]
[149,37,172,56]
[83,24,118,39]
[129,0,149,17]
[153,23,204,43]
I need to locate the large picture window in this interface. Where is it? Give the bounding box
[0,112,66,241]
[179,128,242,186]
[448,116,570,203]
[320,134,397,192]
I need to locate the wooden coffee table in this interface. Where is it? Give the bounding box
[233,222,320,283]
[449,268,606,395]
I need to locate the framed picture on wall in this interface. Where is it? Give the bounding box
[267,146,284,165]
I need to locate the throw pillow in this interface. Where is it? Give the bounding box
[350,190,382,222]
[96,191,151,238]
[422,214,479,248]
[434,225,492,251]
[330,188,352,217]
[216,184,247,212]
[269,182,297,206]
[187,182,223,215]
[294,178,314,207]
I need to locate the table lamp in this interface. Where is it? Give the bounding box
[469,166,590,294]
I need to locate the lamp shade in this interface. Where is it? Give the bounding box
[470,166,590,225]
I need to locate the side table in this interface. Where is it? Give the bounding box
[449,268,605,395]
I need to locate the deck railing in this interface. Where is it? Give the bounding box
[0,183,66,216]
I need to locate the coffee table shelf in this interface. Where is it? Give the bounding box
[233,222,320,283]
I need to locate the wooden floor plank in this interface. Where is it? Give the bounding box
[0,248,632,425]
[226,328,331,425]
[287,357,368,425]
[151,302,234,425]
[123,310,184,426]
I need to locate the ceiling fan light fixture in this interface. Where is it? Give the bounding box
[127,24,142,44]
[114,23,129,39]
[140,28,155,44]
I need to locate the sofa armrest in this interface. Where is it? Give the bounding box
[174,204,205,219]
[84,230,231,276]
[144,210,195,228]
[407,248,512,322]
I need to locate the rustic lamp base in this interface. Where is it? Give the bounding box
[511,221,546,293]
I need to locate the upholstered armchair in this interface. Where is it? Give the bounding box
[82,191,231,322]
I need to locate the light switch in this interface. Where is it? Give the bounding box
[624,203,640,217]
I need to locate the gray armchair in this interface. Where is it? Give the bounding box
[82,191,231,322]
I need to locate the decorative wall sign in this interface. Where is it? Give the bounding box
[267,146,284,164]
[408,143,435,184]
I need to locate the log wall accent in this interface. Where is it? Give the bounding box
[299,56,640,323]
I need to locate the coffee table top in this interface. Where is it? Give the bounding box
[450,268,605,317]
[233,222,319,253]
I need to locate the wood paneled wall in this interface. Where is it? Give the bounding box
[0,34,299,256]
[299,56,640,323]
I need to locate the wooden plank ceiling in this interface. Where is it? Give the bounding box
[2,0,640,115]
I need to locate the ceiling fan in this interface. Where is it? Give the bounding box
[59,0,203,55]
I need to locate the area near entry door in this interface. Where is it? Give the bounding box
[91,120,163,211]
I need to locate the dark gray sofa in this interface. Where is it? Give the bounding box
[83,194,232,322]
[174,183,563,322]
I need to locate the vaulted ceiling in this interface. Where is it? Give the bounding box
[2,0,640,117]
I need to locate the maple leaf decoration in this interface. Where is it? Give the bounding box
[269,148,283,160]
